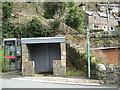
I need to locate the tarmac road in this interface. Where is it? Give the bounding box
[0,78,118,88]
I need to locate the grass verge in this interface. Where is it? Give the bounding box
[66,68,86,76]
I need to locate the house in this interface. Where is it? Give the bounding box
[84,11,118,32]
[96,4,119,15]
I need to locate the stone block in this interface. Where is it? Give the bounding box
[22,61,35,76]
[53,60,66,76]
[96,64,106,71]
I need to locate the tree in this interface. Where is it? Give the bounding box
[67,2,75,8]
[25,18,53,37]
[2,22,16,38]
[43,2,66,19]
[2,2,13,21]
[65,6,84,32]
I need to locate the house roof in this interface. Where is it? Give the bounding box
[90,47,120,50]
[85,11,108,17]
[21,37,66,44]
[97,11,107,17]
[113,14,120,21]
[85,11,94,16]
[97,4,119,7]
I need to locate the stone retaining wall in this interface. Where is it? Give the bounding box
[91,64,120,84]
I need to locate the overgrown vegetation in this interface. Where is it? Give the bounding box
[2,2,86,38]
[24,17,53,37]
[2,2,13,21]
[2,17,56,38]
[65,6,85,33]
[43,2,66,19]
[67,45,88,72]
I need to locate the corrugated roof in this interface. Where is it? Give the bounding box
[90,47,120,50]
[21,37,66,44]
[97,4,119,7]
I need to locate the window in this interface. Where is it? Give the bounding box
[111,27,114,31]
[94,25,99,28]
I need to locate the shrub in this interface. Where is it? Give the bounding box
[65,6,84,31]
[67,45,87,72]
[2,2,13,21]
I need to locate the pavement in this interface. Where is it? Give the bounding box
[12,76,101,86]
[1,71,119,88]
[1,71,102,86]
[1,71,117,87]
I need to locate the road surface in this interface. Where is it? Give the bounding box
[0,78,118,88]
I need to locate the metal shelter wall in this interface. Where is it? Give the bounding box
[27,43,61,73]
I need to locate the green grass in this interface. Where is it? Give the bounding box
[66,68,86,76]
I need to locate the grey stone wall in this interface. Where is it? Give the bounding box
[22,61,35,76]
[53,43,66,76]
[91,64,120,84]
[22,44,28,62]
[53,60,66,76]
[22,44,35,76]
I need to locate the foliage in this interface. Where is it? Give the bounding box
[25,18,53,37]
[67,45,87,72]
[43,2,66,19]
[67,2,75,8]
[2,2,13,21]
[2,22,16,38]
[90,55,104,70]
[111,26,120,35]
[65,6,84,32]
[50,19,60,33]
[2,18,54,38]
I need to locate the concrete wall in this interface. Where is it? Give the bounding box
[90,48,120,65]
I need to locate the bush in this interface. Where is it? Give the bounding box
[2,2,13,21]
[65,6,84,31]
[67,45,87,72]
[43,2,66,19]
